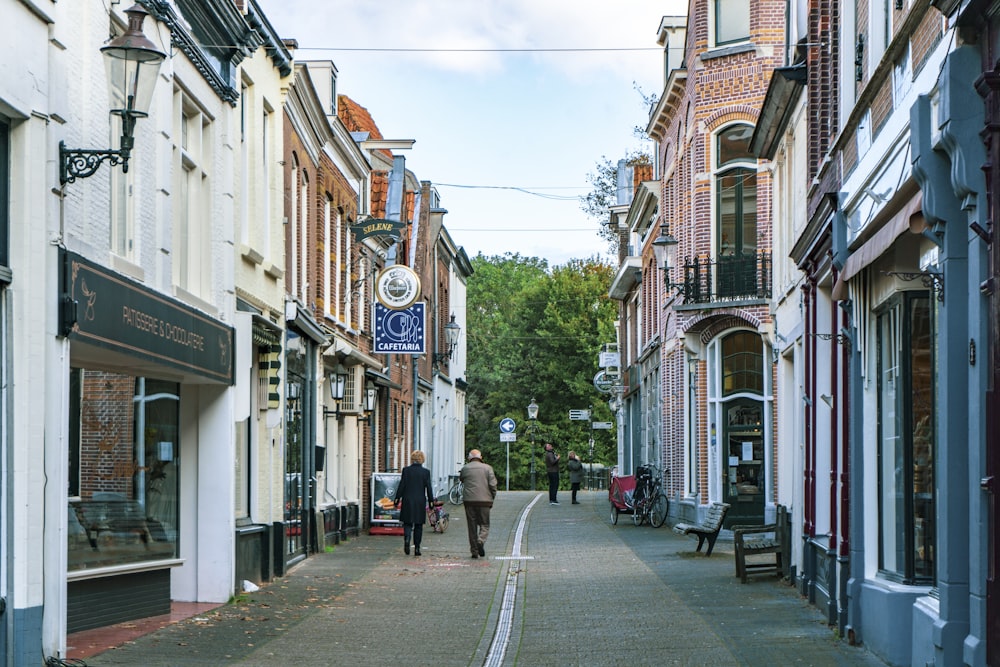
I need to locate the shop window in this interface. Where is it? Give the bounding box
[721,331,764,395]
[68,370,180,571]
[877,292,935,583]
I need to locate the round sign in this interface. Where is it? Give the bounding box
[375,265,421,310]
[593,371,615,394]
[499,417,516,433]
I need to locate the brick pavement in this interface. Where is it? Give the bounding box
[80,491,887,666]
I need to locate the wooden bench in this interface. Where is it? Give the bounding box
[672,502,730,556]
[733,523,783,583]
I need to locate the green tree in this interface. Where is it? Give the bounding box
[465,253,618,489]
[580,150,652,254]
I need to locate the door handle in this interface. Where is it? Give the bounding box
[982,476,995,493]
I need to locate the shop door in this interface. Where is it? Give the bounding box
[722,399,765,527]
[284,333,308,564]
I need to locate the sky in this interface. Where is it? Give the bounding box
[255,0,687,267]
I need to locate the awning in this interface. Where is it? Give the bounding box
[324,336,384,369]
[832,193,923,300]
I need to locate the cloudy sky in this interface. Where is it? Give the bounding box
[254,0,686,267]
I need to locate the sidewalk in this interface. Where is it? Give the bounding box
[73,491,887,666]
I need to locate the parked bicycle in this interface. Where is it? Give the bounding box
[631,464,669,528]
[427,500,449,533]
[447,474,464,505]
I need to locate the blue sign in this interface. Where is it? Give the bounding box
[374,302,425,354]
[499,418,516,433]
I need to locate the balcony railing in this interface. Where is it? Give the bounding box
[677,252,771,304]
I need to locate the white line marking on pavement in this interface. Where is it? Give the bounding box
[492,556,534,560]
[482,493,544,667]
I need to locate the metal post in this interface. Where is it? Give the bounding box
[506,440,510,491]
[530,427,536,491]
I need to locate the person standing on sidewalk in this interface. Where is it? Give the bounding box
[544,443,561,504]
[394,450,435,556]
[460,449,497,559]
[566,451,584,504]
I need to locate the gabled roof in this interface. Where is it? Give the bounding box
[338,95,393,160]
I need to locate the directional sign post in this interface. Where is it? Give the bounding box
[499,418,517,490]
[569,409,591,421]
[592,421,613,430]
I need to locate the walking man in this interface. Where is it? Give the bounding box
[460,449,497,559]
[544,443,561,504]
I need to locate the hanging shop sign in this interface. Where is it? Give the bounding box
[59,249,234,384]
[593,370,615,394]
[374,302,426,354]
[350,218,405,241]
[375,265,421,310]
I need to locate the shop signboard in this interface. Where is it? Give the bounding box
[374,302,426,354]
[370,472,402,533]
[59,249,234,384]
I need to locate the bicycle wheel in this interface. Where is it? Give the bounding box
[632,502,645,526]
[611,504,619,525]
[449,483,463,505]
[650,493,669,528]
[438,512,449,532]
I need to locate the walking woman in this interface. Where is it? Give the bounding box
[567,451,584,504]
[394,450,435,556]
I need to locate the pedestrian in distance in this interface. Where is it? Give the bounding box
[394,450,435,556]
[544,443,561,504]
[459,449,497,559]
[567,450,584,504]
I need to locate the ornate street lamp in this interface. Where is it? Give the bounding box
[60,4,166,184]
[527,398,539,490]
[651,221,683,296]
[432,313,462,365]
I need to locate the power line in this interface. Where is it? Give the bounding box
[435,182,583,201]
[294,47,660,53]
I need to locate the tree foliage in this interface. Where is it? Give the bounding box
[465,253,618,490]
[579,150,652,253]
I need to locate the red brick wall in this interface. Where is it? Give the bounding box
[79,372,137,498]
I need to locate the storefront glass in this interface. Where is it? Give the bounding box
[68,370,180,571]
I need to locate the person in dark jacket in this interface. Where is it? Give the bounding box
[566,451,584,504]
[544,443,561,504]
[460,449,498,558]
[394,450,435,556]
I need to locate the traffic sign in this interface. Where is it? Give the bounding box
[592,421,613,430]
[500,432,517,442]
[593,371,615,394]
[569,409,591,421]
[499,418,516,433]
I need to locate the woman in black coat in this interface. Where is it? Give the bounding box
[394,450,435,556]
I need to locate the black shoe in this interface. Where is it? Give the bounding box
[572,501,580,504]
[404,541,410,555]
[414,546,421,556]
[477,542,485,557]
[471,553,479,559]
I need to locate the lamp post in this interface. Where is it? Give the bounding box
[432,314,462,367]
[60,4,166,184]
[527,398,538,490]
[323,362,349,420]
[651,221,683,296]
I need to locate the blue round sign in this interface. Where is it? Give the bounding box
[499,418,516,433]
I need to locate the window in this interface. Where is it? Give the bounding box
[172,91,211,297]
[716,124,758,297]
[0,119,9,271]
[721,331,764,395]
[68,370,180,571]
[324,197,333,319]
[715,0,751,45]
[877,292,935,583]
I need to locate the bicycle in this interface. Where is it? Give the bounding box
[427,500,449,533]
[632,465,669,528]
[447,475,464,505]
